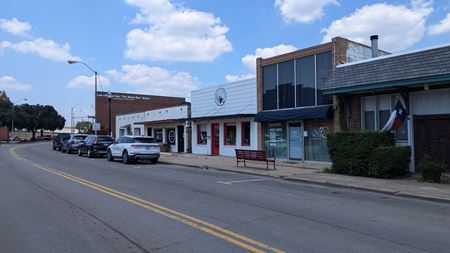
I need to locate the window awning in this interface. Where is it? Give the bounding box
[254,105,333,122]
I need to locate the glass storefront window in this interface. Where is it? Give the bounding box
[224,123,236,145]
[316,51,333,105]
[296,55,316,107]
[263,123,287,159]
[197,124,207,145]
[278,60,295,109]
[304,124,331,161]
[263,64,277,110]
[241,122,251,146]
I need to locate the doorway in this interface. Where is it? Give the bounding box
[177,125,184,152]
[414,115,450,171]
[211,123,220,155]
[289,123,304,160]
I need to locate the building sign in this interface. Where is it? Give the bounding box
[155,129,163,142]
[167,128,176,144]
[214,87,226,106]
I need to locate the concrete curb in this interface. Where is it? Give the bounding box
[160,160,450,204]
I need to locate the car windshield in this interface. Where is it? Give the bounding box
[74,136,87,140]
[134,137,156,143]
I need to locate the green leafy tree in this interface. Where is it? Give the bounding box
[0,99,12,128]
[75,121,93,134]
[14,104,65,140]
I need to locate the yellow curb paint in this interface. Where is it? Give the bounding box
[10,147,285,253]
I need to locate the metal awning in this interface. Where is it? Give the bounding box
[254,105,333,123]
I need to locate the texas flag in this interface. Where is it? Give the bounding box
[381,100,407,132]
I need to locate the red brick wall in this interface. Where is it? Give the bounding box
[0,126,8,141]
[96,92,185,137]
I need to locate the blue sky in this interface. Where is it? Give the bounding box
[1,0,450,124]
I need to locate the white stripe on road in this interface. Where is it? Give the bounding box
[216,178,271,185]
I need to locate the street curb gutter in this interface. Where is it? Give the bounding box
[159,161,450,204]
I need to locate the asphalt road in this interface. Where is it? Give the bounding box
[1,142,450,253]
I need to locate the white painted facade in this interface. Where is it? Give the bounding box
[191,78,258,156]
[115,105,191,153]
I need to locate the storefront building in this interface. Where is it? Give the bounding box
[191,78,258,156]
[115,103,191,153]
[324,44,450,171]
[255,36,387,162]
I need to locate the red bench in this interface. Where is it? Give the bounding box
[235,149,276,170]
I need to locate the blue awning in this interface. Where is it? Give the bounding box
[254,105,333,123]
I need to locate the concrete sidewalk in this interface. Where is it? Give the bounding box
[159,152,450,203]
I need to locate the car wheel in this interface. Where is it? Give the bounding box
[78,148,83,156]
[150,158,158,164]
[52,146,56,151]
[107,150,114,161]
[87,149,93,158]
[122,151,130,164]
[61,146,66,153]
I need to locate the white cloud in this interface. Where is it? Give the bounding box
[0,76,32,91]
[225,44,297,82]
[124,0,232,62]
[67,75,110,89]
[225,74,256,83]
[1,38,80,61]
[243,44,297,72]
[0,18,31,36]
[106,64,199,98]
[428,13,450,35]
[321,1,433,52]
[275,0,338,24]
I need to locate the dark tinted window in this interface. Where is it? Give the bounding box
[117,137,124,143]
[97,136,114,141]
[263,64,277,110]
[296,55,315,107]
[134,137,157,143]
[278,60,294,109]
[316,51,332,105]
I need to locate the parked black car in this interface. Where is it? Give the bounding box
[52,133,71,151]
[61,134,88,154]
[78,135,115,158]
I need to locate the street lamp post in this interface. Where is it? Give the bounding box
[11,98,27,143]
[67,60,98,134]
[70,104,79,133]
[108,91,112,136]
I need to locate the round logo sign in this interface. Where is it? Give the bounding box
[168,130,176,144]
[215,88,226,106]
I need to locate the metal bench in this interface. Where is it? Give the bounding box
[235,149,276,170]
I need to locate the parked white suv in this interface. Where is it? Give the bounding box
[107,135,160,164]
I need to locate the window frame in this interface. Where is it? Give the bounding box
[196,124,207,145]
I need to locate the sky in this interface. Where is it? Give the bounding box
[1,0,450,125]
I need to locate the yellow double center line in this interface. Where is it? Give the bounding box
[10,147,284,253]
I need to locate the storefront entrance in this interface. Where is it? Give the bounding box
[414,115,450,171]
[177,125,184,152]
[289,123,304,160]
[211,123,220,155]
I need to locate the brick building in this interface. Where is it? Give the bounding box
[254,36,387,162]
[95,91,185,138]
[324,43,450,171]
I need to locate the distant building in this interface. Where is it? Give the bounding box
[116,103,192,153]
[0,90,11,102]
[95,91,185,138]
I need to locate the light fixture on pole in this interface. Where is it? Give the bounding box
[108,91,112,136]
[68,60,98,134]
[11,98,27,143]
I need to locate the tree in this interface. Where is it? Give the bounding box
[0,99,12,128]
[75,121,92,134]
[14,104,65,140]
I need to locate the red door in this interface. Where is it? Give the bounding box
[211,123,220,155]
